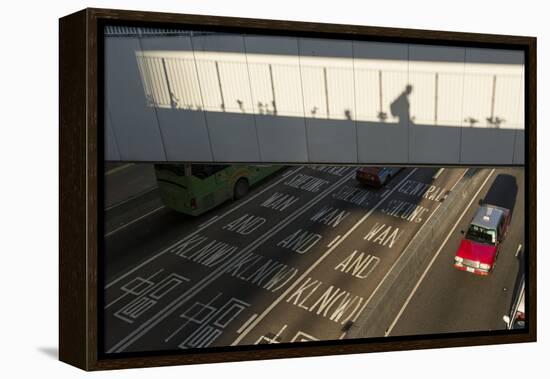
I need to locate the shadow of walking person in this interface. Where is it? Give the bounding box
[390,84,414,126]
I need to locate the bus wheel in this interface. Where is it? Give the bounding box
[234,178,249,200]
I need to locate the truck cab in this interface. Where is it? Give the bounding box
[454,203,510,276]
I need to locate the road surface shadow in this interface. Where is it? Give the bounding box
[482,174,518,218]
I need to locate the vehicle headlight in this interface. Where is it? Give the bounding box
[480,263,491,270]
[454,256,463,263]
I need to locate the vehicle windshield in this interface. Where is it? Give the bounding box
[191,164,229,179]
[465,224,497,245]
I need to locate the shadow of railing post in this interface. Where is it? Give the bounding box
[214,61,226,111]
[137,54,519,131]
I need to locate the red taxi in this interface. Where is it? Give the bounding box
[454,203,510,276]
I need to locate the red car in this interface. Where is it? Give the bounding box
[454,203,510,276]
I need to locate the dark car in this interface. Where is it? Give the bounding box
[355,167,402,188]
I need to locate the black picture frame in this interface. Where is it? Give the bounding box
[59,8,536,371]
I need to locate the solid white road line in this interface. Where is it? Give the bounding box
[231,168,419,346]
[198,215,219,229]
[327,235,341,248]
[282,167,298,178]
[108,169,354,353]
[237,314,258,334]
[384,169,495,337]
[104,292,130,309]
[105,166,303,289]
[338,167,468,339]
[104,205,165,238]
[432,168,445,180]
[106,163,135,176]
[272,324,287,342]
[105,186,158,212]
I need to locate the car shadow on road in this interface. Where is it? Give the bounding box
[482,174,518,218]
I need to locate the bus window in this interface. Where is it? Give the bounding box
[191,164,229,179]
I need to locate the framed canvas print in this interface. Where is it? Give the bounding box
[59,8,536,370]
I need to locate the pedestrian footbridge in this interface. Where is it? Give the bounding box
[104,27,525,165]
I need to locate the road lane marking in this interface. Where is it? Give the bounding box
[105,269,165,309]
[256,324,287,344]
[198,215,219,229]
[231,168,419,346]
[110,170,353,352]
[515,244,523,257]
[164,292,223,343]
[237,313,258,334]
[282,167,298,178]
[272,324,287,342]
[108,169,354,353]
[327,235,341,248]
[384,169,495,337]
[338,167,468,339]
[105,205,165,238]
[105,166,303,289]
[106,163,134,176]
[105,186,158,212]
[291,331,319,342]
[432,168,445,180]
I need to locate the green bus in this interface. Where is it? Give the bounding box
[154,164,283,216]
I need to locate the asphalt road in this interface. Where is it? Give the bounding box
[104,163,163,236]
[101,165,523,354]
[105,163,157,209]
[388,167,525,336]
